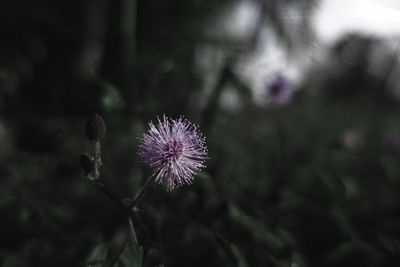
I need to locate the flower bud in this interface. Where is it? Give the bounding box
[79,153,94,176]
[86,114,106,142]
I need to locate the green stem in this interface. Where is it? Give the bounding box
[127,217,139,247]
[90,141,145,250]
[94,180,125,210]
[93,180,152,248]
[128,176,155,209]
[93,141,102,179]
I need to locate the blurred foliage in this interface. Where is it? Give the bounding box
[1,0,400,266]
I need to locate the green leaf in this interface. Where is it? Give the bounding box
[196,171,212,180]
[86,243,108,267]
[213,232,240,266]
[230,243,249,267]
[114,243,143,267]
[229,204,285,251]
[90,74,125,110]
[101,85,125,110]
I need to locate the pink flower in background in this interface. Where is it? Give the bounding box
[386,135,400,151]
[341,129,363,149]
[138,116,208,190]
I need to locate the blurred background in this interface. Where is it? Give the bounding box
[1,0,400,266]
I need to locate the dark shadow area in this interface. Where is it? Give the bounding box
[1,0,400,266]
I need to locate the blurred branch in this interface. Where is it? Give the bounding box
[264,0,318,54]
[120,0,138,115]
[201,62,232,132]
[380,39,400,92]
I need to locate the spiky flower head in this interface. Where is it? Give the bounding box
[138,116,208,190]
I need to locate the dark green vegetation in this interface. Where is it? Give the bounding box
[1,0,400,266]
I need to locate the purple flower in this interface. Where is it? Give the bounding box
[341,129,363,149]
[138,116,208,190]
[387,135,400,151]
[264,74,294,106]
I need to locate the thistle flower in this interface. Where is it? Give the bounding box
[138,116,208,190]
[264,74,294,106]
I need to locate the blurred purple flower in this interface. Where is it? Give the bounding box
[264,74,294,106]
[138,116,208,190]
[341,130,363,149]
[387,135,400,151]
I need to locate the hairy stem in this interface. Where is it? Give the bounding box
[129,176,155,209]
[93,141,102,179]
[127,217,139,247]
[93,179,153,247]
[90,140,145,250]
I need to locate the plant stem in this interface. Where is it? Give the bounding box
[90,140,145,250]
[88,133,154,256]
[93,179,153,246]
[94,180,126,210]
[128,176,155,209]
[127,217,139,247]
[93,141,102,179]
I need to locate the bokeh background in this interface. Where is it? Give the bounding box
[1,0,400,266]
